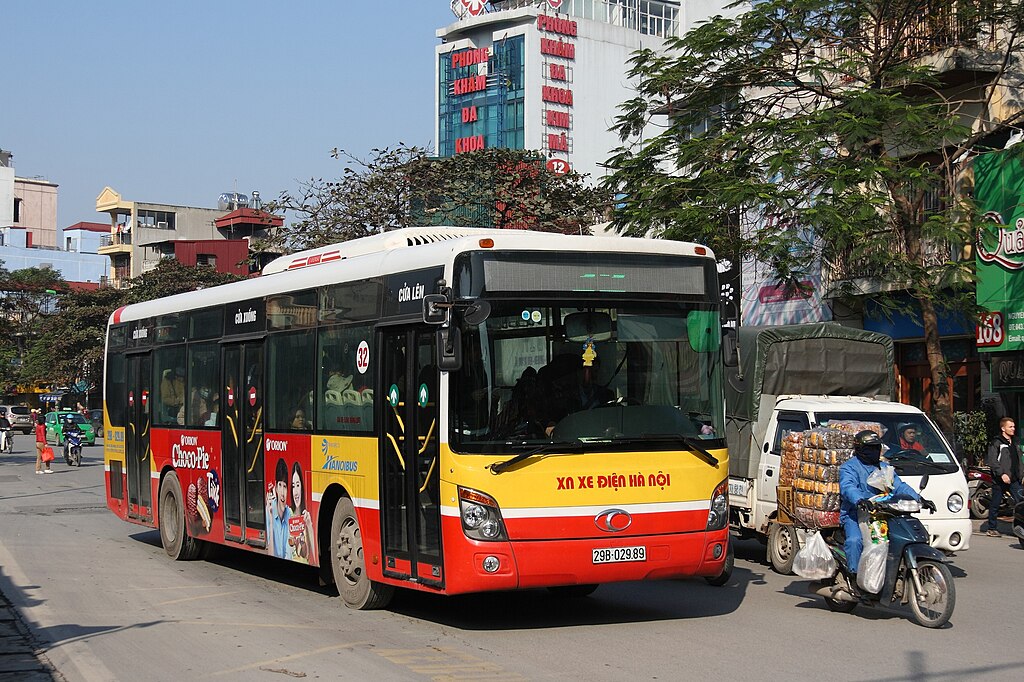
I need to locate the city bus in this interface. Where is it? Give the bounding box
[103,227,729,609]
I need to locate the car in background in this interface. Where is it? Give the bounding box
[88,409,104,436]
[0,405,35,434]
[44,410,96,446]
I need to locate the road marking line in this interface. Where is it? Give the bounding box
[207,641,370,677]
[155,590,239,606]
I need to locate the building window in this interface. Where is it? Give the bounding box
[196,253,217,268]
[137,210,176,230]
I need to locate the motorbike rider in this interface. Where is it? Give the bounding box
[61,414,83,457]
[839,430,922,582]
[983,417,1023,537]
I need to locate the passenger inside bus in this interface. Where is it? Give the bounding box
[493,366,546,440]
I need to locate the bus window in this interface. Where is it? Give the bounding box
[154,346,186,426]
[266,331,315,431]
[105,352,126,428]
[318,325,375,433]
[186,342,220,427]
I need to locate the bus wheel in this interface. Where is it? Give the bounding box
[159,472,201,561]
[330,498,394,610]
[705,541,734,586]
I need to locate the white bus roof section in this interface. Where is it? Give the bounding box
[261,226,500,275]
[111,227,713,324]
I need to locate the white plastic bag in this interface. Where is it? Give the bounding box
[857,539,888,593]
[793,531,837,580]
[867,466,894,493]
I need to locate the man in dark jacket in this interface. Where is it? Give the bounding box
[984,417,1023,537]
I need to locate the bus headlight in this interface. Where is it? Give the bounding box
[459,487,508,542]
[706,481,729,531]
[947,492,964,513]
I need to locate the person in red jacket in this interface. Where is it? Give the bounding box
[35,413,51,474]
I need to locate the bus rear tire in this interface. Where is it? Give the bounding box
[330,498,393,610]
[159,471,201,561]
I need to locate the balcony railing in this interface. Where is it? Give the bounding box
[99,232,133,247]
[881,1,999,59]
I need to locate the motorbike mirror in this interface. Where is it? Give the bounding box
[919,474,929,491]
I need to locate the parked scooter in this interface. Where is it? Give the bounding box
[1013,500,1024,550]
[63,427,83,467]
[812,482,955,628]
[966,464,1015,519]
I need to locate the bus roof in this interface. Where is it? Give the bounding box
[110,227,714,325]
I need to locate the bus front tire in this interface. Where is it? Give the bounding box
[330,497,393,610]
[159,471,201,561]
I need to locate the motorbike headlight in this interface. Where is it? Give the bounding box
[947,492,964,513]
[893,498,921,513]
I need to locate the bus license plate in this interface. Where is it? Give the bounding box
[592,546,646,564]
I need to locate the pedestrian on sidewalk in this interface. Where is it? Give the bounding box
[983,416,1022,536]
[34,412,51,474]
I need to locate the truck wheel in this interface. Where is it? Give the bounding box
[768,522,799,575]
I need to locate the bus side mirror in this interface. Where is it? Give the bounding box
[423,294,448,325]
[437,328,462,372]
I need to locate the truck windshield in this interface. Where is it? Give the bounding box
[451,301,725,453]
[816,412,960,475]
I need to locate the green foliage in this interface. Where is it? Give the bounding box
[16,261,243,393]
[255,144,611,255]
[605,0,1024,430]
[953,410,988,465]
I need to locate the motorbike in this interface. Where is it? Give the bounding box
[0,427,11,454]
[966,464,1016,519]
[63,428,83,467]
[812,482,955,628]
[1013,500,1024,550]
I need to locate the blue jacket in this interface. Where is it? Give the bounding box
[839,457,919,524]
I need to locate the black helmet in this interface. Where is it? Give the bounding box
[855,430,881,446]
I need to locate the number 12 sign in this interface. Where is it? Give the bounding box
[546,158,571,175]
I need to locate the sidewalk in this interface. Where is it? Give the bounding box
[0,584,54,680]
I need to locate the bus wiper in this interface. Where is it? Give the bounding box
[611,434,719,466]
[489,439,585,475]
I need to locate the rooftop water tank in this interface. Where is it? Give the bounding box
[218,192,250,211]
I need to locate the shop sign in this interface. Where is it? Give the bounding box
[991,353,1024,390]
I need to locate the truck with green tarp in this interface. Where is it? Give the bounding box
[725,323,973,573]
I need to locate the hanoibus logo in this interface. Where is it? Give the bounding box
[977,211,1024,270]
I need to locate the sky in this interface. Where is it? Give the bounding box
[3,0,460,229]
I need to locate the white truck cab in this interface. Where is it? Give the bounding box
[730,395,971,572]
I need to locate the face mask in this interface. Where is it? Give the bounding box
[855,444,881,467]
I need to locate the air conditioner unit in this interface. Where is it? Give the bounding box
[156,221,169,229]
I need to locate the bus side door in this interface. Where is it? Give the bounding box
[379,327,442,586]
[125,353,153,521]
[221,342,266,546]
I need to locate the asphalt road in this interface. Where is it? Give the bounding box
[1,437,1023,681]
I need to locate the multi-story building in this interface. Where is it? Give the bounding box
[95,187,281,287]
[1,149,59,249]
[435,0,730,181]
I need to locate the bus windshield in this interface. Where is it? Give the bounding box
[452,301,725,453]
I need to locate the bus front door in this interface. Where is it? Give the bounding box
[221,343,266,546]
[125,353,153,521]
[380,328,442,586]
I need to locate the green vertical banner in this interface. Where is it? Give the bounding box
[975,151,1024,352]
